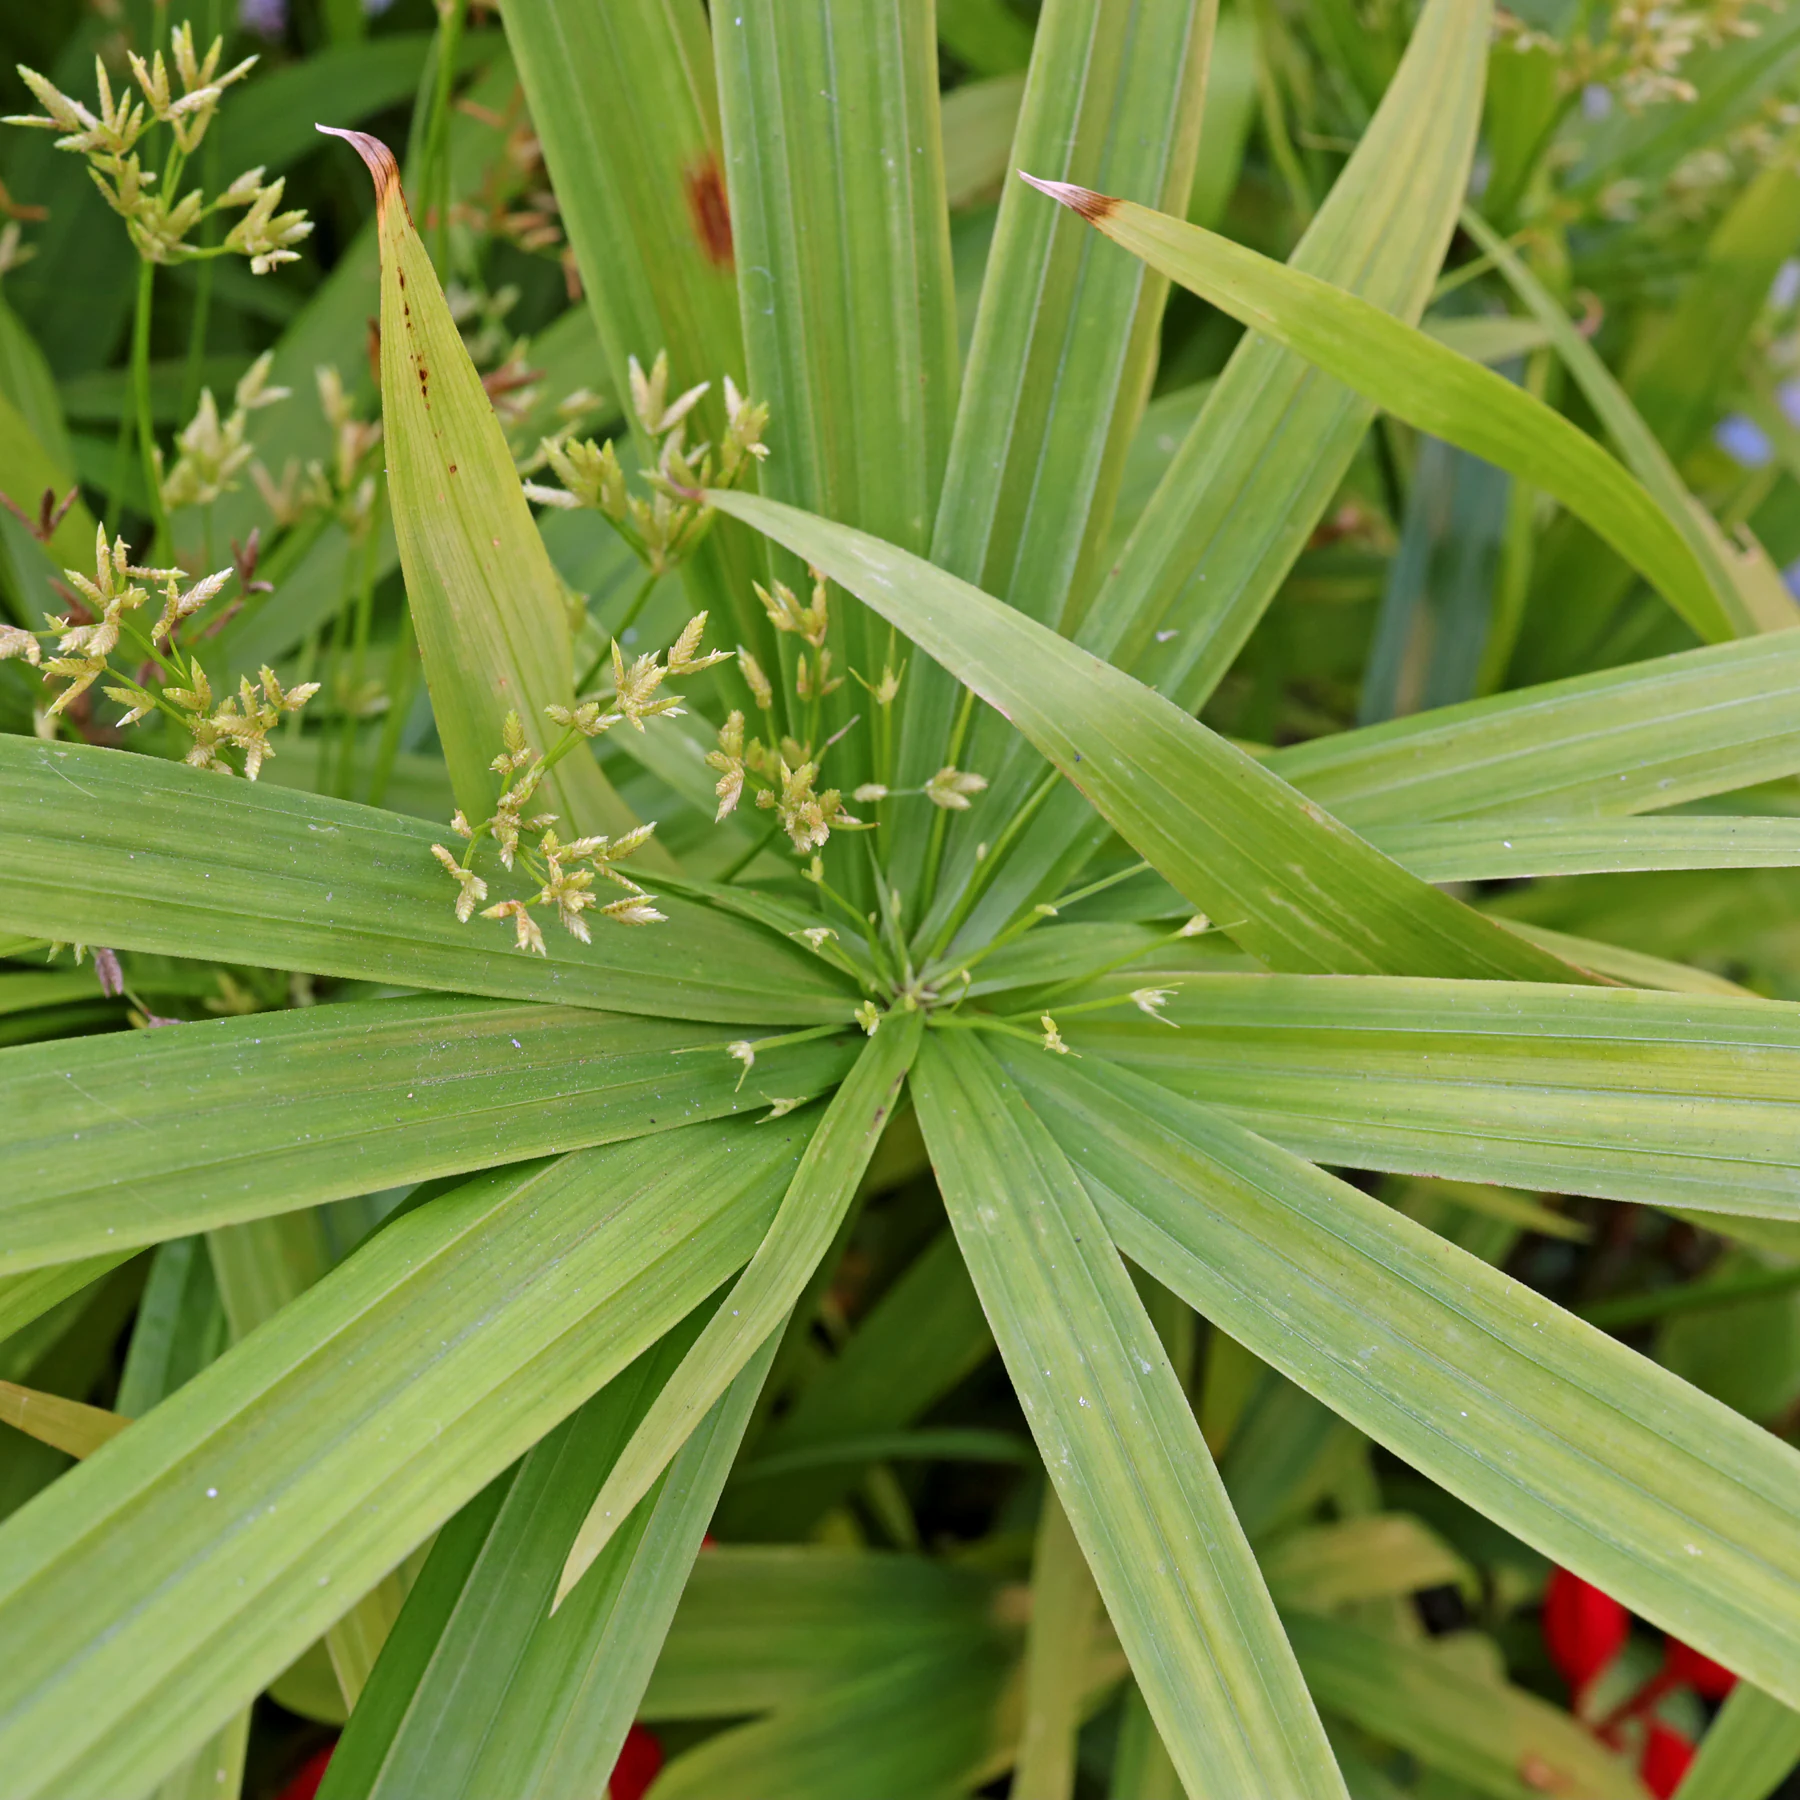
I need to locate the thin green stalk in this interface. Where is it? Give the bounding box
[365,612,418,811]
[180,0,225,425]
[920,764,1062,966]
[717,821,782,884]
[334,507,385,799]
[421,0,469,274]
[131,261,172,559]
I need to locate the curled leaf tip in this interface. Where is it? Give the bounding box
[1018,171,1117,223]
[316,124,401,206]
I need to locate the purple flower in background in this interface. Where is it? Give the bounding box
[1715,415,1774,469]
[237,0,286,38]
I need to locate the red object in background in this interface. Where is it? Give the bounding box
[1640,1721,1697,1798]
[272,1724,662,1800]
[1542,1568,1630,1694]
[274,1744,335,1800]
[609,1723,663,1800]
[1664,1638,1738,1702]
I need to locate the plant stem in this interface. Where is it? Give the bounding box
[131,261,172,560]
[366,611,418,810]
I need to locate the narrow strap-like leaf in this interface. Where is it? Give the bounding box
[1264,625,1800,827]
[555,1010,921,1601]
[318,1314,775,1800]
[0,996,857,1270]
[1022,176,1736,646]
[1073,973,1800,1215]
[913,1031,1349,1799]
[320,128,647,843]
[1464,208,1789,637]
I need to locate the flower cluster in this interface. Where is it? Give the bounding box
[159,352,289,512]
[431,616,729,951]
[252,366,383,534]
[705,567,986,857]
[5,26,311,271]
[523,349,769,577]
[0,525,317,771]
[1497,0,1772,110]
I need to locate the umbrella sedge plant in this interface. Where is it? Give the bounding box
[1,0,1800,1794]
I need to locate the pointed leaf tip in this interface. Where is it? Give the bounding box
[316,124,401,206]
[1018,171,1118,223]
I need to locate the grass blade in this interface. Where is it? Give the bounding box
[320,128,645,842]
[913,1031,1349,1799]
[1672,1683,1800,1800]
[319,1316,774,1800]
[555,1012,920,1600]
[0,998,857,1270]
[1074,973,1800,1215]
[1025,178,1736,645]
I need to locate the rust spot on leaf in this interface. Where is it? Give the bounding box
[1018,171,1120,224]
[683,155,734,268]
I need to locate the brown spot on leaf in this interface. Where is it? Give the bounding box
[448,463,457,475]
[683,155,734,268]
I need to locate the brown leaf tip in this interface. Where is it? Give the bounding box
[1018,171,1118,224]
[317,125,402,209]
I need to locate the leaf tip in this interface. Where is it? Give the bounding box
[317,125,402,210]
[1017,171,1118,224]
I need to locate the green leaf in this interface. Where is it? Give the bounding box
[1074,973,1800,1214]
[0,996,858,1270]
[923,0,1494,963]
[1259,1516,1470,1613]
[1264,628,1800,827]
[643,1543,1009,1720]
[649,1646,1016,1800]
[893,0,1213,900]
[1024,179,1736,645]
[1285,1614,1648,1800]
[320,128,647,844]
[712,490,1585,983]
[0,384,93,575]
[0,1120,806,1799]
[1012,1492,1104,1800]
[1368,816,1800,881]
[1086,0,1491,704]
[1000,1048,1800,1704]
[912,1031,1348,1799]
[0,1257,131,1347]
[942,73,1027,212]
[714,0,960,813]
[556,1012,919,1599]
[0,1383,127,1460]
[1463,208,1787,637]
[0,738,857,1026]
[500,0,773,663]
[319,1317,772,1800]
[1672,1682,1800,1800]
[716,1225,993,1538]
